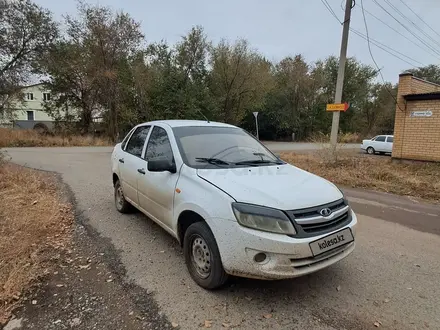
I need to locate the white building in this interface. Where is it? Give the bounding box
[1,83,105,132]
[1,83,57,129]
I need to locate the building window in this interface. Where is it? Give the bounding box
[43,92,51,101]
[27,111,34,121]
[25,93,34,101]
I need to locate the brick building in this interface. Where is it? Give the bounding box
[392,73,440,162]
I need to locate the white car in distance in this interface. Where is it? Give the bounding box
[361,135,393,155]
[111,120,357,289]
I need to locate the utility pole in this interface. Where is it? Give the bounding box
[330,0,353,146]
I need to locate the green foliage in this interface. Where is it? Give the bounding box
[0,0,58,115]
[406,65,440,85]
[208,39,274,125]
[13,1,420,141]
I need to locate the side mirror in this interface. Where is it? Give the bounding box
[147,158,176,173]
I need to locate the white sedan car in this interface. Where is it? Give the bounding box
[111,120,357,289]
[361,135,394,155]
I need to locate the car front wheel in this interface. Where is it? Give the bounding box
[114,180,132,213]
[184,222,228,290]
[366,146,375,155]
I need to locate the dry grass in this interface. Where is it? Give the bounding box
[281,151,440,203]
[0,128,111,148]
[308,132,362,144]
[339,132,362,144]
[0,162,73,324]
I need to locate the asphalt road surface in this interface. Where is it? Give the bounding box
[5,147,440,330]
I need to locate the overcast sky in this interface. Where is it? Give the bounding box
[35,0,440,82]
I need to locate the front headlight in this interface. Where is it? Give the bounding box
[232,203,296,235]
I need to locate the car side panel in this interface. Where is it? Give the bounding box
[385,137,393,153]
[111,144,122,180]
[137,124,183,230]
[173,164,236,242]
[119,154,144,205]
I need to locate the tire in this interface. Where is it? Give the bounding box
[183,222,228,290]
[366,147,375,155]
[114,180,132,213]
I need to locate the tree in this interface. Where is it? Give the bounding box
[260,55,320,140]
[209,39,274,125]
[0,0,58,116]
[42,41,100,133]
[406,65,440,85]
[312,56,377,134]
[41,2,144,139]
[360,83,396,135]
[141,27,213,122]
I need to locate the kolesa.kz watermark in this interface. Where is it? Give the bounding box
[318,234,345,250]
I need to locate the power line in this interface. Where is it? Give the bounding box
[327,0,425,67]
[383,0,440,51]
[397,0,440,39]
[350,28,423,67]
[371,0,440,58]
[363,8,440,61]
[359,0,404,112]
[350,29,420,67]
[320,0,342,23]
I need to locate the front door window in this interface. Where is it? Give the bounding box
[145,126,174,163]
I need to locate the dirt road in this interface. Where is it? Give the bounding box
[4,147,440,330]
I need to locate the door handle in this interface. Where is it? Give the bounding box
[137,168,146,175]
[119,158,124,163]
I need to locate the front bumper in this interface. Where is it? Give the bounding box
[209,210,357,280]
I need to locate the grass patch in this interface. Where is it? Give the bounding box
[281,151,440,203]
[0,128,111,148]
[0,162,73,324]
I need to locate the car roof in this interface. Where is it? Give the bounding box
[138,120,237,128]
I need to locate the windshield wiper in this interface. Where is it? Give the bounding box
[195,157,230,166]
[234,159,284,166]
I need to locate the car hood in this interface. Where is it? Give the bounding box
[197,164,343,210]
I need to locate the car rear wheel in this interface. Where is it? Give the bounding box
[184,222,228,290]
[366,146,375,155]
[114,180,132,213]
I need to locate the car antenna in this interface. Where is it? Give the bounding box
[196,109,210,123]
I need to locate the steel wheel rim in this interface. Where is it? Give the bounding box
[116,185,124,210]
[190,235,211,279]
[368,148,373,154]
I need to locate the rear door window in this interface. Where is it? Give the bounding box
[387,136,393,143]
[125,126,151,157]
[121,128,135,150]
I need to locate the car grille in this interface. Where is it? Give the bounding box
[286,199,351,238]
[300,212,349,233]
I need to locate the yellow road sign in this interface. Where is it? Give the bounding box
[326,103,349,112]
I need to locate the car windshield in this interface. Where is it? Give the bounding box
[172,126,283,168]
